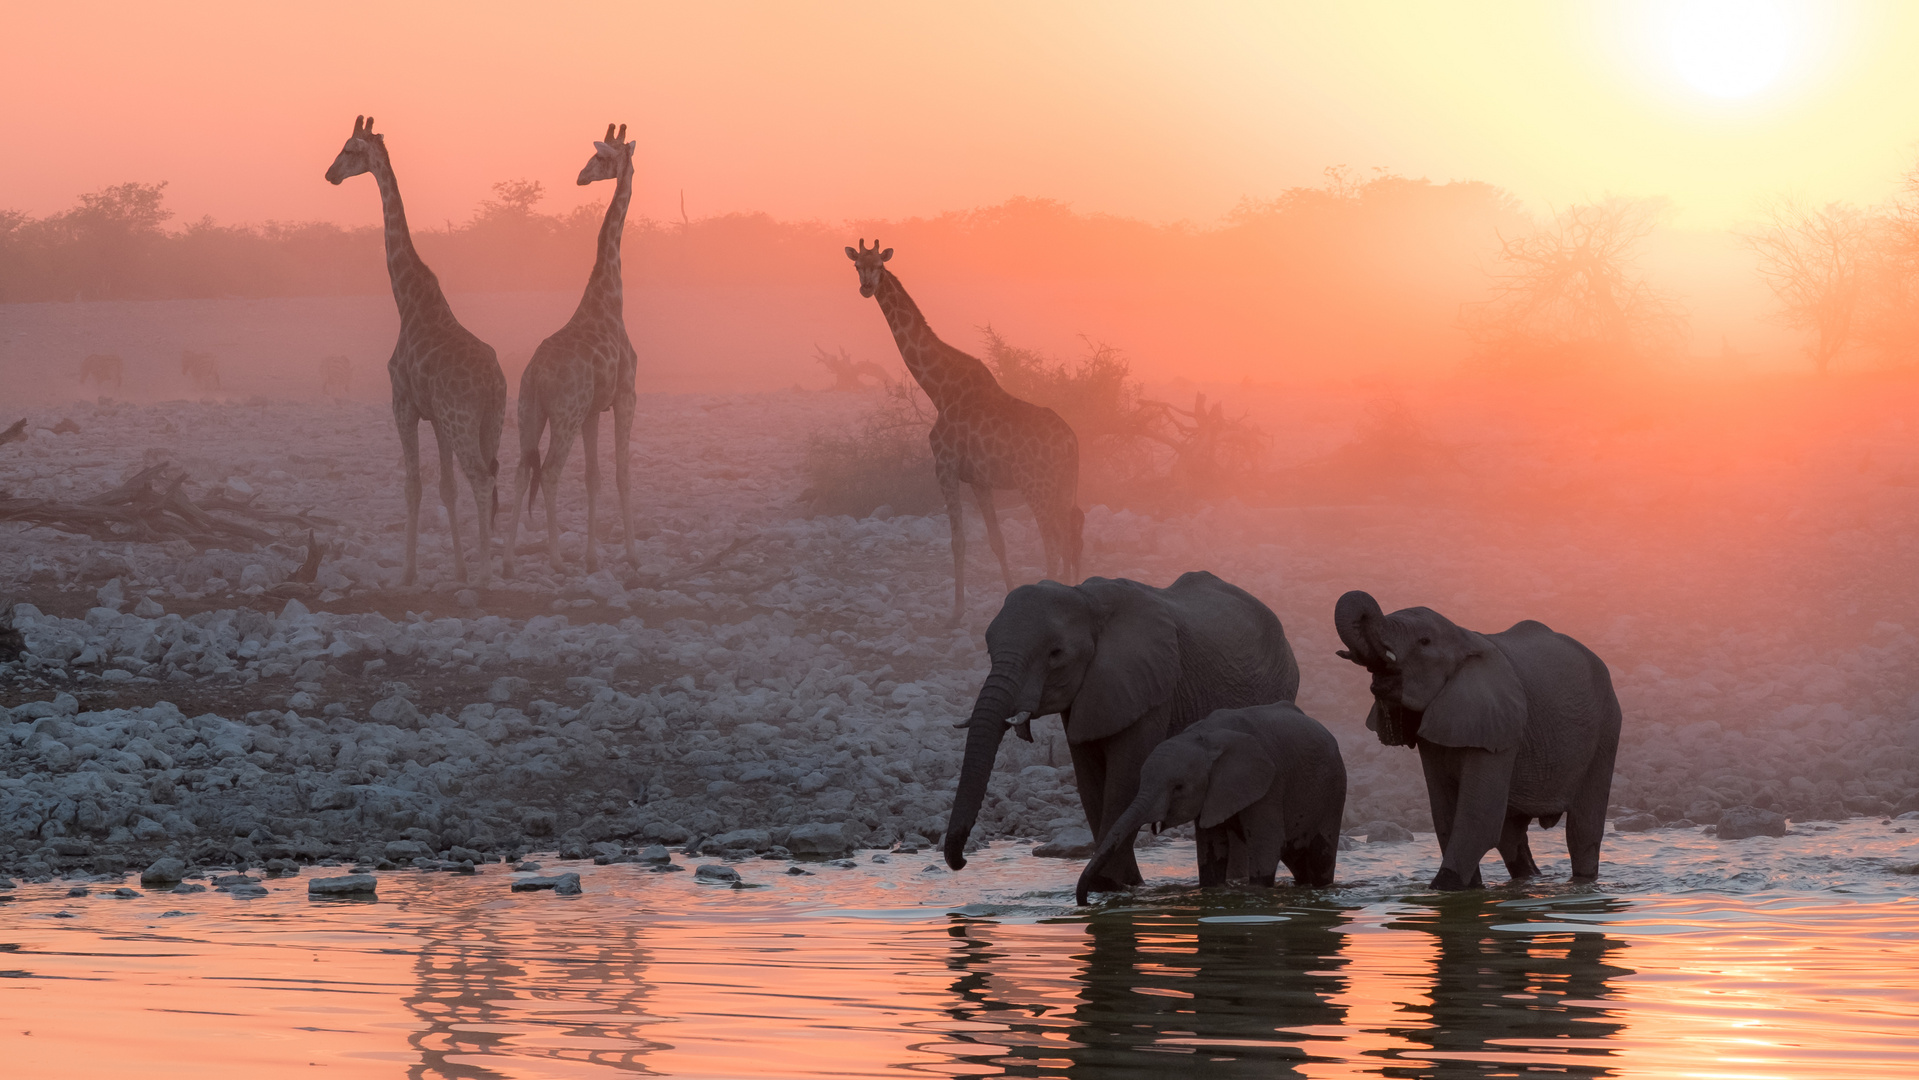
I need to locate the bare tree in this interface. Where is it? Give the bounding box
[1746,199,1871,374]
[811,344,886,391]
[1465,198,1685,370]
[1863,170,1919,364]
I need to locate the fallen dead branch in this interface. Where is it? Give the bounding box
[0,462,332,550]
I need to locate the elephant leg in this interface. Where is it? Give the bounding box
[1280,833,1339,887]
[1069,737,1137,891]
[1498,810,1541,881]
[1428,745,1515,891]
[1419,742,1459,870]
[1195,823,1232,886]
[1076,712,1171,892]
[1565,739,1618,881]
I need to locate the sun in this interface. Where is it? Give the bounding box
[1663,0,1800,99]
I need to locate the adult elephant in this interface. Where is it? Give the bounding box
[943,571,1299,893]
[1333,590,1622,890]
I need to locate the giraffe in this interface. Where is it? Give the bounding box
[326,115,505,588]
[845,241,1083,623]
[504,124,641,578]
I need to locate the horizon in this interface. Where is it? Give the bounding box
[8,2,1919,234]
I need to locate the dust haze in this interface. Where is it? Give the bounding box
[3,163,1918,875]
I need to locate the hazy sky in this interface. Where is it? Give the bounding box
[7,1,1919,231]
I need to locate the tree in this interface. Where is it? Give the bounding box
[1746,199,1871,374]
[50,181,174,298]
[1465,198,1685,370]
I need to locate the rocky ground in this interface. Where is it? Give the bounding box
[4,388,1919,882]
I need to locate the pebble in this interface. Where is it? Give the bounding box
[693,864,741,883]
[170,882,207,894]
[511,872,582,894]
[140,858,186,885]
[1,392,1916,882]
[1718,805,1790,840]
[307,874,378,896]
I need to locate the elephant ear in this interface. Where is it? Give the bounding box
[1417,635,1529,751]
[1066,581,1181,744]
[1199,730,1275,829]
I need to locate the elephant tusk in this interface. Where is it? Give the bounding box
[1383,649,1397,663]
[1007,711,1034,742]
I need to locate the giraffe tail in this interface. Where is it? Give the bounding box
[489,458,500,527]
[524,446,542,511]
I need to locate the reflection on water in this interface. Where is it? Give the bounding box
[2,820,1917,1078]
[1375,897,1631,1078]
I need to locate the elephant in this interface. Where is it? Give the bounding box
[1333,590,1622,891]
[944,571,1301,894]
[1076,703,1346,904]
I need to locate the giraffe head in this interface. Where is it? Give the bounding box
[324,115,384,185]
[844,239,893,297]
[578,123,635,185]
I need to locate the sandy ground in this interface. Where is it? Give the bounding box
[4,295,1919,882]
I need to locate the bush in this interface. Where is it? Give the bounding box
[799,372,941,518]
[800,330,1268,516]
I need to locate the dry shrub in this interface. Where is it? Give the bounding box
[799,370,941,518]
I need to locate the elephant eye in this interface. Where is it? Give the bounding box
[1418,637,1431,646]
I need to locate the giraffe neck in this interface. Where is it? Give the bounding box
[573,156,632,325]
[367,144,456,330]
[872,268,994,412]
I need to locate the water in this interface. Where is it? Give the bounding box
[4,821,1917,1078]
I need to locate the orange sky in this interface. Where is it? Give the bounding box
[6,1,1919,232]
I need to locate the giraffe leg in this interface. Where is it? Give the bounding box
[437,430,467,583]
[938,465,967,626]
[612,386,638,567]
[458,446,496,591]
[1035,500,1062,583]
[395,403,423,588]
[542,418,582,575]
[503,395,543,581]
[581,410,602,574]
[972,483,1015,592]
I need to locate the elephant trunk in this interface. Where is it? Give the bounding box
[943,661,1028,870]
[1334,590,1389,666]
[1077,788,1167,905]
[1336,590,1419,747]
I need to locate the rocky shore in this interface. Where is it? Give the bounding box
[5,391,1919,880]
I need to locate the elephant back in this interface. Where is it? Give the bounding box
[1492,620,1622,813]
[1163,572,1300,733]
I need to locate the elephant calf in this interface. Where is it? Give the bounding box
[1076,703,1346,905]
[1334,590,1623,891]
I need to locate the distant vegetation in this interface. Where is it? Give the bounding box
[11,164,1919,374]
